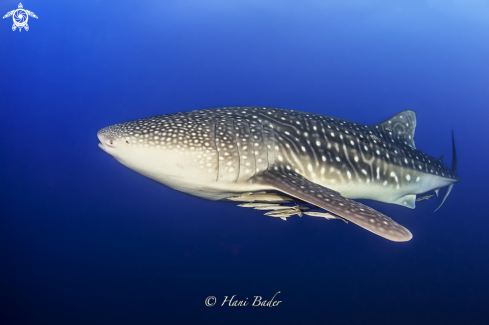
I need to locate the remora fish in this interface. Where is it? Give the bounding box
[237,202,282,208]
[264,207,303,218]
[304,211,342,220]
[227,192,293,202]
[416,194,435,202]
[253,205,299,211]
[97,107,459,242]
[303,211,349,223]
[237,202,296,210]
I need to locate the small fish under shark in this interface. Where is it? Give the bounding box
[97,107,459,242]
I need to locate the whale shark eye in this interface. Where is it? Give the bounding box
[126,140,129,144]
[110,140,113,145]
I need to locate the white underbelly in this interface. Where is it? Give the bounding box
[316,172,456,206]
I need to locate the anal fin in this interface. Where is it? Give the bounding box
[253,168,412,242]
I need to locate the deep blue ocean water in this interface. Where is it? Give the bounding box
[1,1,489,324]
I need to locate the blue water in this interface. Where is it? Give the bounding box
[1,1,488,324]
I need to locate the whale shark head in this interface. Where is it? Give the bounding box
[97,112,245,200]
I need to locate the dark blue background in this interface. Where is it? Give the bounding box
[1,1,488,324]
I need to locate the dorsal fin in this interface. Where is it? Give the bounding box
[373,110,417,149]
[438,155,444,163]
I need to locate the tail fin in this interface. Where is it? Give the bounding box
[434,184,453,212]
[434,131,458,212]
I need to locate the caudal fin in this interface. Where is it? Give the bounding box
[434,131,458,212]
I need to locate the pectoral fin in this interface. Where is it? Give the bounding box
[253,168,412,242]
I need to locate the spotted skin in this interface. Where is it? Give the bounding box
[98,107,459,241]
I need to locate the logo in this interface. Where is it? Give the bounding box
[3,3,37,32]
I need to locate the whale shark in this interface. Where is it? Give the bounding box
[97,107,459,242]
